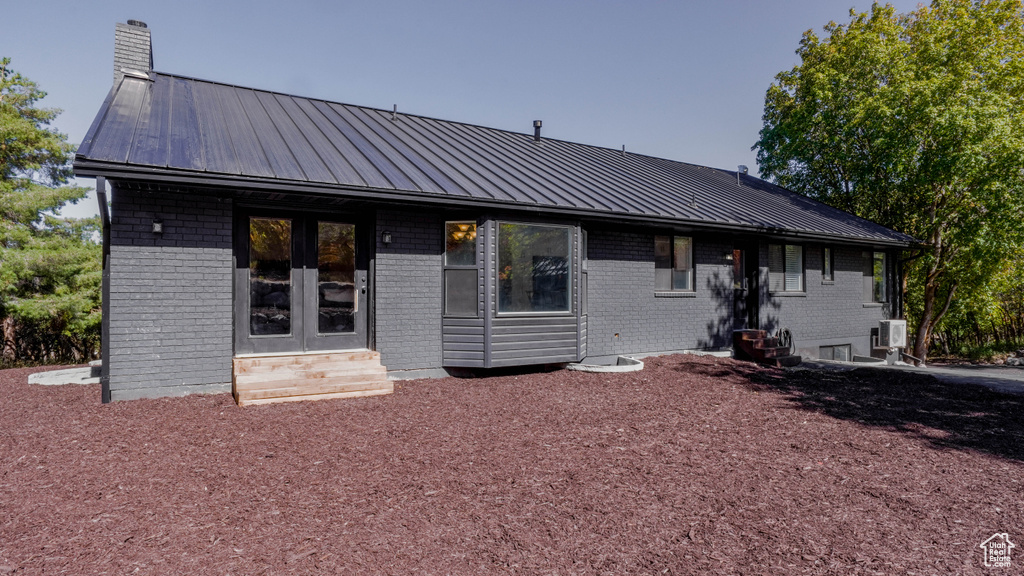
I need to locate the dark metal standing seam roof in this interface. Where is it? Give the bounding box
[74,72,915,246]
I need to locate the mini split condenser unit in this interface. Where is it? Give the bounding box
[878,319,907,348]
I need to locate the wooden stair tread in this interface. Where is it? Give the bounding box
[232,350,391,406]
[732,330,801,368]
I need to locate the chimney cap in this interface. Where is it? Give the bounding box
[126,19,148,28]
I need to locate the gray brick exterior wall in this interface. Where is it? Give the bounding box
[113,22,152,85]
[586,229,734,358]
[760,244,893,359]
[100,193,896,400]
[105,185,233,400]
[586,228,894,361]
[374,209,444,371]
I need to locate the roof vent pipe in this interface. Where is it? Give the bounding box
[392,104,398,121]
[737,164,748,186]
[533,120,542,142]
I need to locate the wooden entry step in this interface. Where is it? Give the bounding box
[732,330,802,368]
[233,350,392,406]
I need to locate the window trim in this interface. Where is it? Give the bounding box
[768,243,805,294]
[495,221,574,316]
[654,234,695,293]
[443,220,479,318]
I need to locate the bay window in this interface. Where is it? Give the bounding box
[497,223,571,314]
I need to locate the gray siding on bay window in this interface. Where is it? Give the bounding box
[104,185,233,401]
[485,221,582,367]
[440,218,583,368]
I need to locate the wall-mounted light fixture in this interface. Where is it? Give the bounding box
[381,231,392,246]
[723,252,734,261]
[152,218,164,234]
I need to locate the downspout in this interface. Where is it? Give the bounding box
[96,177,112,403]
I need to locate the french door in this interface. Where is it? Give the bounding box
[234,211,369,355]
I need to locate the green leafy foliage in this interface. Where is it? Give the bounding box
[1,57,100,365]
[754,0,1024,361]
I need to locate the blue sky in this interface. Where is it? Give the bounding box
[5,0,923,218]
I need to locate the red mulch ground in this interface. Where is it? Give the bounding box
[2,355,1023,575]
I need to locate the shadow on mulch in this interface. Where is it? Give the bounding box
[683,361,1024,463]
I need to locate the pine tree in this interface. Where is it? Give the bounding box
[1,57,101,364]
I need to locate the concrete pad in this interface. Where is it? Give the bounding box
[28,367,99,386]
[888,364,1024,396]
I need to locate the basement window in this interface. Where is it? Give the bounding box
[655,235,694,292]
[820,344,852,361]
[444,221,478,317]
[769,244,804,293]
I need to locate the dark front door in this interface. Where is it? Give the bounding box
[235,212,369,355]
[732,243,759,329]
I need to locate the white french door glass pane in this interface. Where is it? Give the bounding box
[317,222,356,334]
[249,217,292,336]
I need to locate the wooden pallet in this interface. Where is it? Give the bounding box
[233,350,392,406]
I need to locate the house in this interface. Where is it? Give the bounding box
[73,21,915,404]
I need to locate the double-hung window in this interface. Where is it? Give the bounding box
[444,221,478,317]
[655,235,694,292]
[863,251,887,303]
[769,244,804,292]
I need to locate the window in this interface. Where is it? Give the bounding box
[655,235,694,291]
[444,222,478,317]
[249,217,293,335]
[864,250,887,303]
[822,247,834,282]
[820,344,851,361]
[498,223,571,314]
[769,244,804,292]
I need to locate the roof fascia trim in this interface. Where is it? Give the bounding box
[72,160,915,247]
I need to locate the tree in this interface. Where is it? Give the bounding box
[1,57,101,364]
[754,0,1024,362]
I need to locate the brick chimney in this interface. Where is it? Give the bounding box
[113,20,152,85]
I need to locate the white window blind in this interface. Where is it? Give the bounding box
[769,244,803,292]
[673,237,693,290]
[785,244,803,291]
